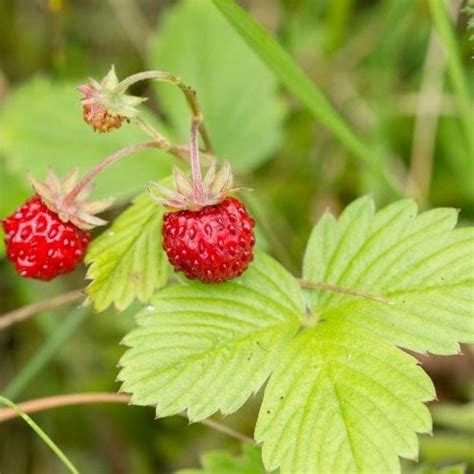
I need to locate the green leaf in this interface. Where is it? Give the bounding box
[255,321,434,474]
[118,252,303,422]
[212,0,402,197]
[85,193,168,312]
[178,445,268,474]
[0,77,171,200]
[150,0,284,172]
[303,197,474,355]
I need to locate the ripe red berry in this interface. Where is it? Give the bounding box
[2,196,91,281]
[162,197,256,283]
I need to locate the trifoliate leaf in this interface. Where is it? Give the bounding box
[255,320,435,474]
[303,196,474,355]
[177,445,269,474]
[0,78,171,199]
[85,193,168,312]
[118,252,303,422]
[150,0,285,172]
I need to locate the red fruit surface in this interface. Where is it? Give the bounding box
[2,196,91,281]
[162,197,256,283]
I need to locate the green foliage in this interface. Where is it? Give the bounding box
[412,464,466,474]
[150,0,285,172]
[85,193,168,312]
[303,197,474,355]
[118,197,473,474]
[255,320,433,473]
[178,445,268,474]
[118,252,302,421]
[428,0,474,157]
[212,0,402,197]
[431,403,474,433]
[0,78,171,200]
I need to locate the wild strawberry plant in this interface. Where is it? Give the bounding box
[0,1,472,473]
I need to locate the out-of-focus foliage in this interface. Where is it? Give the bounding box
[0,0,472,472]
[151,0,285,172]
[0,79,172,200]
[178,445,269,474]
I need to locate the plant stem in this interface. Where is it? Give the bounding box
[298,279,392,305]
[135,116,171,147]
[0,392,255,444]
[63,141,167,206]
[0,396,79,473]
[0,289,84,331]
[117,70,214,153]
[190,117,204,202]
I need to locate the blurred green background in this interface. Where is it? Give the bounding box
[0,0,473,472]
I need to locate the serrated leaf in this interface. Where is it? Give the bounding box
[303,196,474,355]
[118,252,303,422]
[255,320,435,474]
[150,0,284,172]
[177,445,269,474]
[85,193,168,312]
[0,77,171,199]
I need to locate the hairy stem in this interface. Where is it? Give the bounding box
[117,70,213,152]
[298,279,392,305]
[190,117,204,202]
[64,141,165,206]
[0,393,254,444]
[135,116,171,147]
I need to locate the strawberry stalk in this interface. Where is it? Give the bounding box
[63,142,164,207]
[190,118,205,203]
[116,70,213,153]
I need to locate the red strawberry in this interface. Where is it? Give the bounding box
[2,169,112,281]
[3,196,90,281]
[162,197,255,283]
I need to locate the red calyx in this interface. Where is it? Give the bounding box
[2,196,90,281]
[162,197,256,284]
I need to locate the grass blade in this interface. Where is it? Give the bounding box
[0,396,79,474]
[212,0,403,197]
[428,0,474,156]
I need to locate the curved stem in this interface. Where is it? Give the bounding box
[190,117,204,202]
[64,141,165,206]
[117,70,214,153]
[0,392,254,444]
